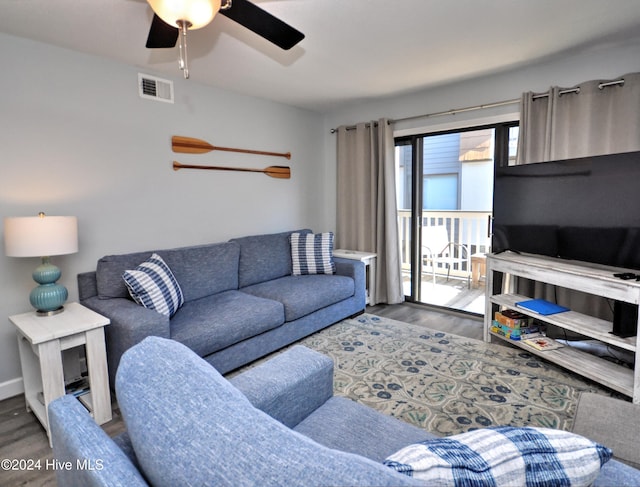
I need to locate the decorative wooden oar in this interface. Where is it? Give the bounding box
[172,135,291,160]
[173,161,291,179]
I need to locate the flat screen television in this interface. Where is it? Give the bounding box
[491,150,640,337]
[492,150,640,267]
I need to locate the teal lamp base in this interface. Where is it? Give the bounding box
[30,257,68,316]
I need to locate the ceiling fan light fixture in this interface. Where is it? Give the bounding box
[147,0,222,30]
[144,0,304,79]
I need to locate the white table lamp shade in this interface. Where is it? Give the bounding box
[4,214,78,315]
[4,216,78,257]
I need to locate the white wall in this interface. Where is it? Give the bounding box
[0,33,326,398]
[321,34,640,231]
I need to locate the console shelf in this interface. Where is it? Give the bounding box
[484,252,640,403]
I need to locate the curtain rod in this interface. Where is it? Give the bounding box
[329,78,625,133]
[530,78,625,99]
[329,98,518,133]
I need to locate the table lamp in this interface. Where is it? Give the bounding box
[4,212,78,316]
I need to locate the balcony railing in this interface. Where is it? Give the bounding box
[398,210,492,279]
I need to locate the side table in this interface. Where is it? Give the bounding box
[9,302,112,446]
[333,249,377,305]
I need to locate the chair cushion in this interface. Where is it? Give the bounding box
[169,290,284,357]
[123,253,184,317]
[116,337,420,487]
[241,274,354,321]
[294,396,436,462]
[384,426,612,487]
[290,232,336,275]
[572,392,640,469]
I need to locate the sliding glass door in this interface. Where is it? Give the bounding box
[395,123,518,315]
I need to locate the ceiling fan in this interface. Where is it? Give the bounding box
[145,0,305,78]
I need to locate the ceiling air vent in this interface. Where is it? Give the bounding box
[138,73,174,103]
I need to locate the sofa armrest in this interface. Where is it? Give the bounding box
[49,395,148,487]
[334,257,364,280]
[81,296,170,387]
[230,346,334,428]
[334,257,366,305]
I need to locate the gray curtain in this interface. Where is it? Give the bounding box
[517,72,640,164]
[336,119,404,305]
[516,73,640,330]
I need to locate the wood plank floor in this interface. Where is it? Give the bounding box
[369,301,484,340]
[0,302,483,486]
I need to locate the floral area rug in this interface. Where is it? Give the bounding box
[295,313,616,437]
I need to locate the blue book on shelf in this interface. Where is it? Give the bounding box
[515,299,570,316]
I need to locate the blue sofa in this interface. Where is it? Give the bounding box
[77,229,365,386]
[49,338,640,486]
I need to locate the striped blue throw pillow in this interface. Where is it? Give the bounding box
[123,253,184,317]
[290,232,336,275]
[384,426,612,487]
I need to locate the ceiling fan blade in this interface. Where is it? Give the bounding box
[220,0,304,50]
[146,14,179,48]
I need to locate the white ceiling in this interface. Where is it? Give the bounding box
[2,0,640,112]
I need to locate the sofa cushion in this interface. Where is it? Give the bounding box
[123,253,184,317]
[96,242,240,302]
[97,251,154,299]
[384,426,612,487]
[161,242,240,302]
[169,290,284,357]
[290,232,336,275]
[116,337,420,487]
[231,229,311,288]
[241,274,355,321]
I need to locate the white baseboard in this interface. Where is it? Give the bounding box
[0,377,24,401]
